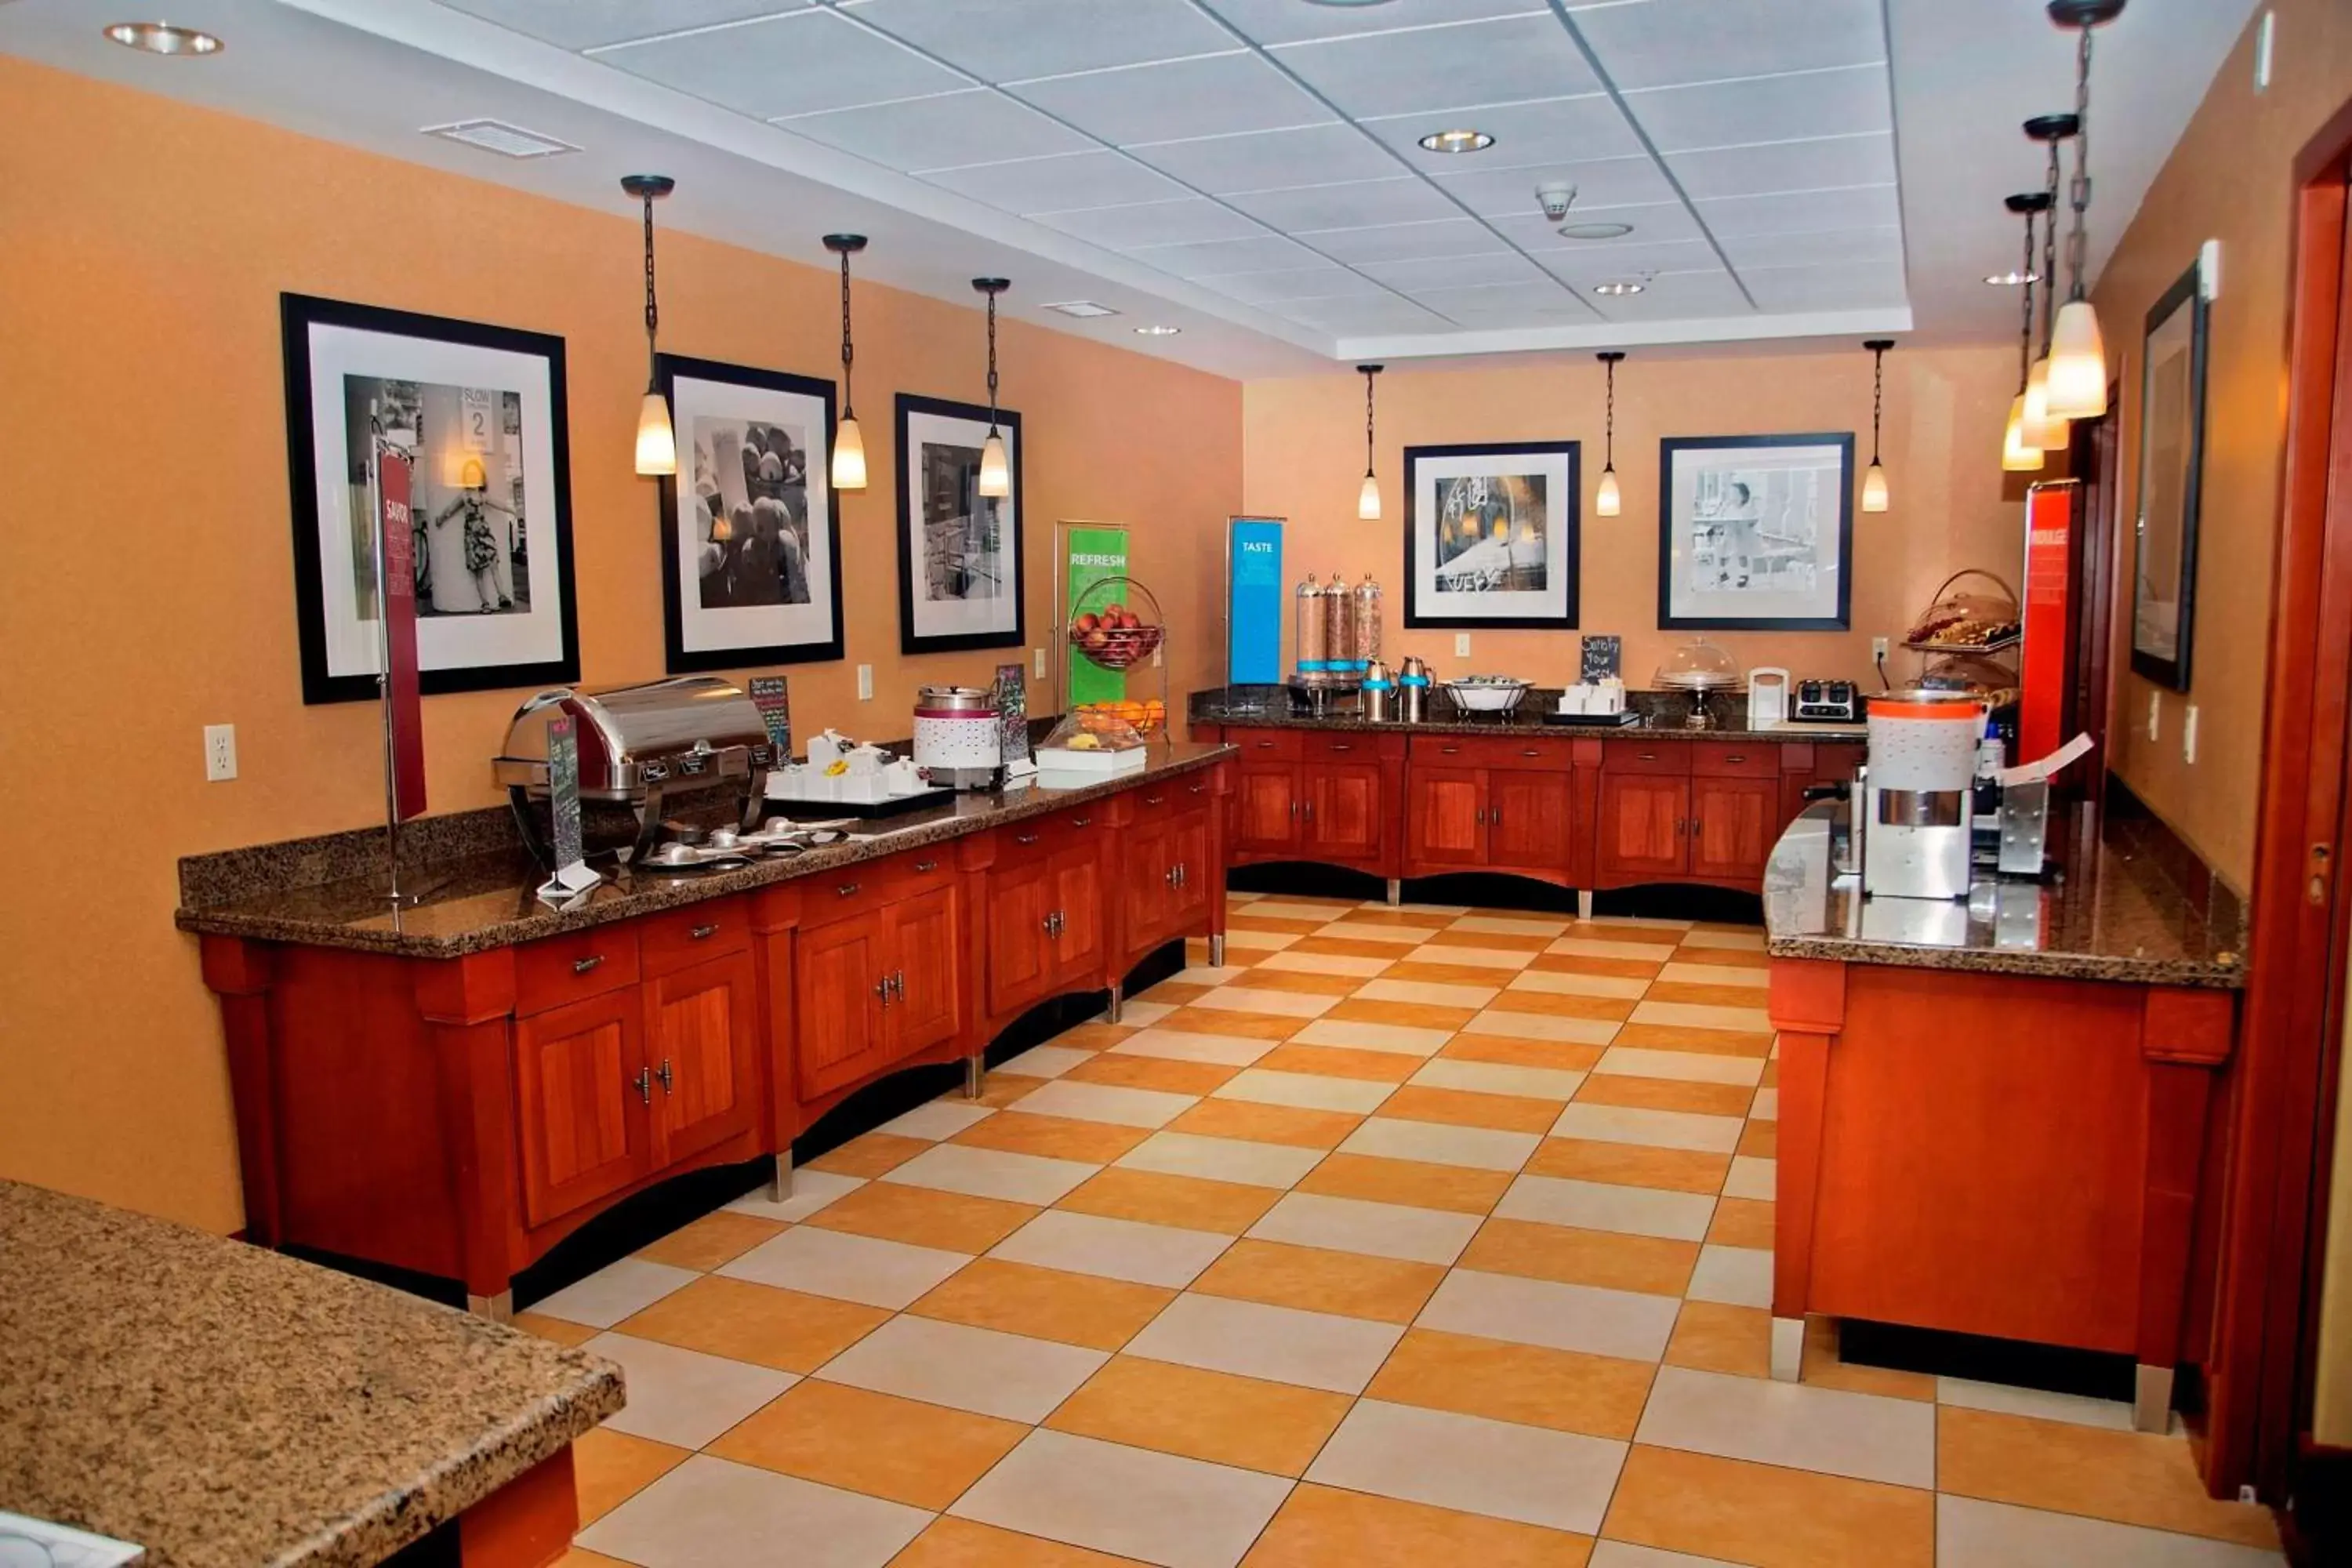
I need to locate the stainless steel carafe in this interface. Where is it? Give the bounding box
[1398,655,1431,723]
[1361,659,1394,723]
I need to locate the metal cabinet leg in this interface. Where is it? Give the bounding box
[964,1054,987,1102]
[1769,1316,1803,1381]
[1105,982,1124,1025]
[1386,877,1403,906]
[769,1153,793,1202]
[1577,889,1595,921]
[1207,935,1225,967]
[467,1290,514,1324]
[2133,1363,2176,1432]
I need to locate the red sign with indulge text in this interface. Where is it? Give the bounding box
[379,450,427,821]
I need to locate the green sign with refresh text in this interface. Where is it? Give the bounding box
[1063,524,1130,708]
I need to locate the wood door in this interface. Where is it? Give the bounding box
[1406,767,1486,867]
[794,913,887,1100]
[886,884,962,1057]
[985,857,1054,1018]
[643,948,760,1167]
[511,989,648,1229]
[1121,816,1172,955]
[1233,762,1302,856]
[1166,811,1213,930]
[1597,773,1689,880]
[1305,762,1385,862]
[1487,768,1572,873]
[1049,843,1106,987]
[1689,775,1779,884]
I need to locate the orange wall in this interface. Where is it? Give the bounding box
[0,56,1241,1232]
[2094,0,2352,890]
[1243,343,2024,690]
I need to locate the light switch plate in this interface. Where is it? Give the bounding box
[2147,691,2162,742]
[1454,633,1472,658]
[856,664,873,701]
[204,724,237,782]
[1033,646,1046,680]
[2184,704,2199,764]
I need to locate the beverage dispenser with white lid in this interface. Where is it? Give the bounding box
[1862,688,1987,899]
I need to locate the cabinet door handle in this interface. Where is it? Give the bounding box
[1187,782,1206,794]
[1302,800,1314,822]
[1723,753,1748,764]
[690,923,719,941]
[1521,749,1542,758]
[634,1066,653,1105]
[1330,742,1354,753]
[1290,799,1301,818]
[1254,739,1277,749]
[893,970,906,1000]
[875,975,893,1002]
[1638,752,1659,761]
[1175,863,1188,888]
[1143,793,1166,807]
[1441,745,1461,755]
[1042,912,1058,935]
[655,1058,674,1094]
[572,955,604,975]
[1071,816,1091,827]
[837,882,861,898]
[1014,832,1040,846]
[1475,807,1486,825]
[1165,865,1179,887]
[1491,805,1502,829]
[914,859,938,873]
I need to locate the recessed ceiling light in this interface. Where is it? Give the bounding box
[103,21,223,55]
[1041,299,1120,319]
[1592,280,1646,296]
[1134,325,1182,337]
[424,119,581,159]
[1558,221,1635,241]
[1417,129,1494,154]
[1983,270,2043,286]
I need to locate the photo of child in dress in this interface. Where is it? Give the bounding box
[689,418,811,610]
[1687,466,1823,595]
[343,376,531,619]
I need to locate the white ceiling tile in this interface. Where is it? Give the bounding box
[1033,198,1269,249]
[1276,296,1457,336]
[921,150,1189,212]
[1531,238,1721,287]
[1303,218,1506,265]
[1697,184,1900,238]
[1569,0,1887,93]
[1008,52,1330,146]
[1363,93,1644,172]
[1127,123,1403,194]
[1720,225,1903,271]
[1225,177,1461,231]
[1588,268,1755,321]
[596,8,965,119]
[1431,155,1677,220]
[1742,259,1909,313]
[789,89,1092,169]
[1129,233,1327,279]
[1200,267,1393,305]
[1667,132,1896,201]
[448,0,811,52]
[851,0,1238,83]
[1488,201,1703,252]
[1361,251,1546,290]
[1196,0,1552,49]
[1269,14,1602,119]
[1621,64,1892,154]
[1409,278,1595,318]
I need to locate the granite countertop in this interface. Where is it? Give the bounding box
[1762,802,2247,989]
[0,1180,622,1568]
[1190,687,1866,745]
[178,742,1232,960]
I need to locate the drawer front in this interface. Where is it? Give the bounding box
[1230,728,1302,762]
[639,895,753,978]
[1413,735,1576,771]
[1132,773,1218,815]
[800,848,956,931]
[1303,731,1399,764]
[515,926,641,1017]
[1690,741,1779,779]
[1602,739,1693,775]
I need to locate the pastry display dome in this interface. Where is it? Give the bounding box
[1653,637,1742,691]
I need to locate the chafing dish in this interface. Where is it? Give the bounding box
[494,676,773,866]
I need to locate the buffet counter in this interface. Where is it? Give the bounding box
[1759,800,2245,1432]
[0,1178,620,1568]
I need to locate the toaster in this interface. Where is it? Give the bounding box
[1791,678,1862,723]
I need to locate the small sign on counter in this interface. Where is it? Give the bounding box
[537,715,599,904]
[1580,634,1622,683]
[749,675,793,764]
[996,662,1034,779]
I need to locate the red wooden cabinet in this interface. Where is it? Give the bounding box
[984,855,1055,1019]
[1597,773,1690,881]
[887,884,963,1056]
[1306,760,1385,860]
[1487,768,1573,873]
[512,989,648,1230]
[793,912,890,1102]
[644,948,760,1168]
[1690,775,1780,884]
[1049,844,1105,986]
[1406,766,1487,868]
[1234,763,1302,856]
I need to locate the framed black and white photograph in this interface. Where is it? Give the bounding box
[1657,434,1854,630]
[659,354,842,672]
[2131,257,2210,691]
[1403,440,1580,629]
[895,394,1023,655]
[281,292,578,705]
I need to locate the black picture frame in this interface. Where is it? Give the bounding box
[2129,260,2210,691]
[657,353,844,673]
[281,292,579,705]
[1657,433,1855,631]
[1402,439,1582,630]
[894,393,1026,655]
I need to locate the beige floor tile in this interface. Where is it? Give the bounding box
[808,1131,935,1178]
[1461,1218,1700,1298]
[1936,1376,2136,1430]
[1454,914,1573,937]
[882,1142,1099,1207]
[1109,1027,1277,1068]
[1749,1087,1779,1120]
[719,1225,971,1311]
[1306,1399,1626,1535]
[1528,952,1667,982]
[950,1110,1152,1164]
[577,1455,928,1568]
[880,1102,1000,1141]
[1222,966,1363,996]
[1723,1154,1775,1201]
[1378,1083,1562,1133]
[1509,967,1652,1000]
[1246,1482,1595,1566]
[818,1314,1107,1424]
[1635,1365,1936,1488]
[973,1072,1055,1109]
[1300,1149,1515,1213]
[1357,976,1503,1010]
[1572,920,1688,941]
[1116,1128,1327,1189]
[1160,1005,1308,1041]
[1629,1000,1773,1033]
[1255,1042,1423,1083]
[1552,937,1682,963]
[1393,945,1538,973]
[1443,1033,1607,1073]
[1686,1245,1773,1308]
[998,1044,1097,1080]
[581,1332,799,1450]
[1326,996,1482,1033]
[1057,1022,1142,1051]
[532,1258,697,1330]
[908,1258,1174,1352]
[633,1210,787,1272]
[1594,1046,1766,1087]
[1252,948,1396,978]
[1426,928,1555,953]
[1221,927,1303,953]
[1599,1444,1933,1568]
[1369,1326,1656,1442]
[1063,1051,1240,1096]
[1337,1115,1542,1174]
[1214,1066,1397,1114]
[1011,1078,1200,1129]
[1056,1166,1283,1235]
[1420,1269,1679,1363]
[1197,984,1343,1019]
[950,1429,1293,1568]
[804,1181,1040,1254]
[1526,1138,1731,1195]
[1936,1494,2289,1567]
[551,1550,635,1568]
[1705,1197,1773,1250]
[1248,1189,1480,1265]
[512,1311,597,1348]
[708,1379,1026,1509]
[1167,1098,1363,1149]
[1123,1290,1405,1395]
[1550,1103,1744,1155]
[616,1276,890,1374]
[1464,1009,1621,1046]
[1320,919,1445,945]
[891,1516,1141,1567]
[1936,1406,2283,1549]
[1610,1024,1774,1060]
[1412,1056,1588,1102]
[1496,1174,1715,1243]
[573,1426,689,1525]
[1678,930,1767,951]
[1575,1075,1756,1118]
[1191,1238,1447,1324]
[1657,960,1769,988]
[1291,933,1436,960]
[1047,1354,1352,1477]
[989,1207,1233,1288]
[1486,989,1639,1023]
[1228,914,1329,936]
[1644,980,1781,1009]
[1289,1016,1452,1057]
[1664,1301,1771,1378]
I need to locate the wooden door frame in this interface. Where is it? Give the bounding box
[2069,395,2122,812]
[2207,101,2352,1515]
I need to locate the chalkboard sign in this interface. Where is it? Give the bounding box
[748,676,793,763]
[1579,634,1622,682]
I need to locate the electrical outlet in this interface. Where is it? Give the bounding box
[1033,646,1047,680]
[1152,644,1163,668]
[204,724,238,782]
[1871,636,1889,663]
[1454,633,1472,659]
[2255,9,2274,91]
[856,663,873,701]
[2147,691,2162,742]
[2183,704,2199,764]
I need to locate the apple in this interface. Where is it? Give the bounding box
[1075,612,1099,633]
[1084,628,1111,651]
[1102,602,1126,621]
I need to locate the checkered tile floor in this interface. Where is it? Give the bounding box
[520,895,2284,1568]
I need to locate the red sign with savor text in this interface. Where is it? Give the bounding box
[2016,479,2078,768]
[379,450,427,821]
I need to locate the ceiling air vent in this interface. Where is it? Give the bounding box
[423,119,581,159]
[1040,300,1120,319]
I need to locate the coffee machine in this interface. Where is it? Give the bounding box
[1860,690,1986,900]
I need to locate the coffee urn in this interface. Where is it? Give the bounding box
[1398,655,1432,723]
[1361,659,1395,722]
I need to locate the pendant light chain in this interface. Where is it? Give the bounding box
[838,245,855,418]
[2040,136,2063,351]
[1870,345,1885,465]
[1363,368,1375,477]
[2065,25,2094,303]
[641,189,659,380]
[985,288,1000,432]
[1605,355,1616,468]
[2018,207,2038,390]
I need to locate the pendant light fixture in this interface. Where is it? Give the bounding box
[1356,364,1384,521]
[2002,192,2050,472]
[824,234,869,491]
[622,174,677,477]
[1595,351,1624,517]
[2020,114,2079,450]
[2045,0,2125,419]
[973,278,1011,498]
[1861,339,1893,512]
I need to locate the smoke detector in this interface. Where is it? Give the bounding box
[1535,183,1577,223]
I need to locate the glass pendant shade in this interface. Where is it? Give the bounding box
[1862,462,1889,513]
[2045,299,2109,419]
[1595,465,1621,517]
[2001,394,2045,471]
[634,390,677,476]
[1358,472,1381,521]
[978,430,1009,498]
[2020,356,2069,451]
[832,415,867,491]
